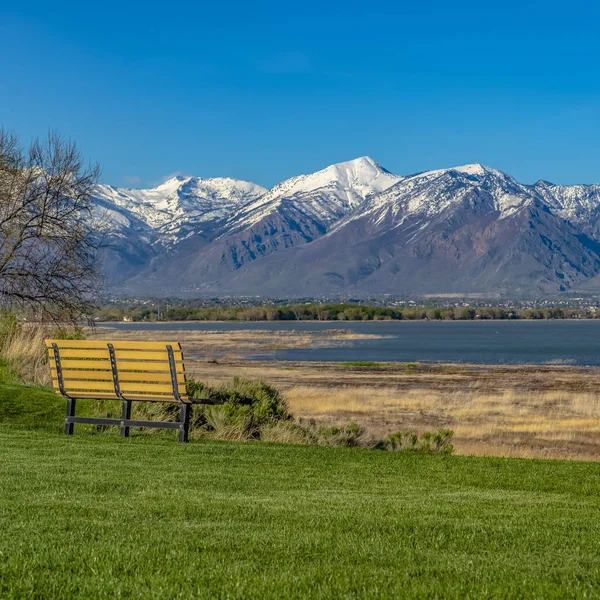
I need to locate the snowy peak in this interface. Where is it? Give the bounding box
[93,176,266,242]
[532,180,600,224]
[93,158,600,256]
[407,162,500,183]
[449,162,493,177]
[231,156,403,230]
[266,155,401,199]
[339,162,537,236]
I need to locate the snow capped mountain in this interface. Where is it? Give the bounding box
[202,164,600,297]
[92,158,600,297]
[118,157,405,289]
[226,156,402,234]
[334,163,534,237]
[93,176,266,244]
[532,180,600,227]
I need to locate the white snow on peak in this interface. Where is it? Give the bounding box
[94,158,600,254]
[411,162,499,181]
[533,181,600,223]
[452,163,489,176]
[259,156,398,200]
[231,156,403,230]
[332,162,534,235]
[92,176,267,241]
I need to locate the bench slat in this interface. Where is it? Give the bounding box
[49,359,185,373]
[50,370,186,383]
[53,391,190,402]
[47,348,184,361]
[116,361,185,373]
[52,379,187,395]
[50,359,111,370]
[45,340,182,350]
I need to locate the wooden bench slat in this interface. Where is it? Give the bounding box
[115,361,185,373]
[47,348,184,361]
[52,379,187,395]
[50,358,185,373]
[116,350,184,361]
[45,340,182,350]
[51,359,111,370]
[55,392,191,402]
[50,370,186,383]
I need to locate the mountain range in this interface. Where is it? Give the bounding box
[93,157,600,297]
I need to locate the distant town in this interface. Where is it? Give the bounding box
[94,295,600,322]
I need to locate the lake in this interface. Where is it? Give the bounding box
[103,320,600,365]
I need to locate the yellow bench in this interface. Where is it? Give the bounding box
[45,339,192,442]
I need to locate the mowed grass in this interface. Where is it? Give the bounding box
[2,429,600,599]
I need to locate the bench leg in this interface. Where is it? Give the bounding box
[65,398,76,435]
[120,400,132,437]
[179,403,190,443]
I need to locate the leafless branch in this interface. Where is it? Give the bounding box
[0,129,102,322]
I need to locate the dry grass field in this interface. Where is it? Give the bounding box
[91,326,600,462]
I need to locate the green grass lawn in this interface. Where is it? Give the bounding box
[1,426,600,599]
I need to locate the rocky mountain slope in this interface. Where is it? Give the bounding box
[92,159,600,297]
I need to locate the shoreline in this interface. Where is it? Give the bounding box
[93,322,600,367]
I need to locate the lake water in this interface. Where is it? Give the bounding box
[103,320,600,365]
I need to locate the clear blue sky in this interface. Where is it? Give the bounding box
[2,0,600,188]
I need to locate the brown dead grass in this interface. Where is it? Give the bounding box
[282,386,600,461]
[93,327,384,360]
[1,324,52,385]
[182,353,600,461]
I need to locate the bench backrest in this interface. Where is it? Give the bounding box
[45,339,188,402]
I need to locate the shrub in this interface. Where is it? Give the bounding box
[187,377,291,440]
[52,326,85,340]
[307,421,366,447]
[201,404,255,441]
[261,420,367,448]
[260,421,310,445]
[377,428,454,454]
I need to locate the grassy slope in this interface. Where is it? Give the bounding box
[1,428,600,599]
[0,383,64,429]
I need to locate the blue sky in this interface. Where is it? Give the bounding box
[1,0,600,188]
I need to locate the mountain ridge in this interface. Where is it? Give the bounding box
[92,158,600,297]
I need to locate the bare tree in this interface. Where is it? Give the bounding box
[0,130,101,321]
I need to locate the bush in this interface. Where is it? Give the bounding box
[187,377,291,440]
[302,421,366,447]
[263,419,367,448]
[52,326,85,340]
[377,429,454,454]
[260,421,310,445]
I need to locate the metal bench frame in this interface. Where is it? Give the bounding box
[50,342,192,443]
